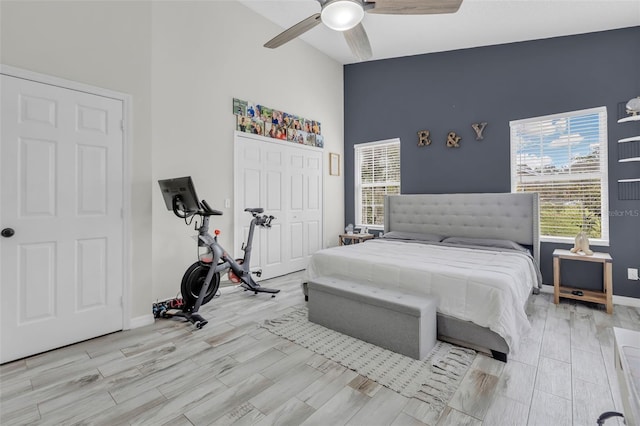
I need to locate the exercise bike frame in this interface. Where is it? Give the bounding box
[170,197,279,328]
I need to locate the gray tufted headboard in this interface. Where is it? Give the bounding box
[384,193,540,263]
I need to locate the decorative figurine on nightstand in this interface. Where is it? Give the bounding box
[571,231,594,256]
[345,224,354,235]
[571,208,594,255]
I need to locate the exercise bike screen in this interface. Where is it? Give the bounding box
[158,176,201,212]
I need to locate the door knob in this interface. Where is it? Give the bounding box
[1,228,15,238]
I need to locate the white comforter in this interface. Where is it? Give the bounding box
[305,239,538,351]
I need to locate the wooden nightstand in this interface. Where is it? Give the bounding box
[553,248,613,314]
[339,233,374,246]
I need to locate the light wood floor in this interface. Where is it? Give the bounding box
[1,271,638,425]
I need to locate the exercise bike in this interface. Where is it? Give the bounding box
[158,176,280,329]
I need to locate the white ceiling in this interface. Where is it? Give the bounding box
[238,0,640,64]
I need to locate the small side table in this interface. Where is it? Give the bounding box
[339,233,374,246]
[553,248,613,314]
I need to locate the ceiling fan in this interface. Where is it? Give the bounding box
[264,0,463,61]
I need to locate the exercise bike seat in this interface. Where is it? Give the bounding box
[244,207,264,214]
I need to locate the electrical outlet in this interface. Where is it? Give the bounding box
[628,268,639,280]
[224,198,231,208]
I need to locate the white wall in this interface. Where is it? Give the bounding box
[1,1,345,316]
[151,1,344,300]
[1,0,154,320]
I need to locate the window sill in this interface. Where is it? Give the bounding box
[541,236,610,247]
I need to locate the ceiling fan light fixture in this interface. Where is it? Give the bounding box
[321,0,364,31]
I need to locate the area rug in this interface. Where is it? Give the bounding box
[262,307,476,411]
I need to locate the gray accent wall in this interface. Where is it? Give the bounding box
[344,27,640,298]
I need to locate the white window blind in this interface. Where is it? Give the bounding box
[354,138,401,228]
[510,106,609,244]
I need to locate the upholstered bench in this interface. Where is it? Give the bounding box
[307,277,438,360]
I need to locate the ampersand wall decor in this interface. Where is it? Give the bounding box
[417,130,432,147]
[471,122,488,140]
[446,132,461,148]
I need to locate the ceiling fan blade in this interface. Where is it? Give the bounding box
[264,13,322,49]
[343,23,372,61]
[366,0,463,15]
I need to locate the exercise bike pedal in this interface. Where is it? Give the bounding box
[188,313,208,329]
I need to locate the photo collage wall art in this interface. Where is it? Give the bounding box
[233,98,324,148]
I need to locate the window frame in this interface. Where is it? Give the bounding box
[354,138,401,229]
[510,106,609,245]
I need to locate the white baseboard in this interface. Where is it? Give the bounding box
[540,284,640,308]
[614,294,640,308]
[129,314,155,329]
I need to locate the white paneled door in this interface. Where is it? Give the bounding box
[234,132,323,280]
[287,146,323,272]
[0,74,125,363]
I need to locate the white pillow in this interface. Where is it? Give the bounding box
[441,237,529,252]
[381,231,444,242]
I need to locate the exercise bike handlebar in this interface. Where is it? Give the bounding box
[197,200,271,222]
[171,195,223,219]
[200,199,223,216]
[172,195,273,227]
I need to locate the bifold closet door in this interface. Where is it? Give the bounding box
[234,132,323,279]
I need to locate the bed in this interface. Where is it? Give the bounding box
[304,192,541,362]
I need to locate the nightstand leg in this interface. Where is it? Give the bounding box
[553,256,560,305]
[604,261,613,314]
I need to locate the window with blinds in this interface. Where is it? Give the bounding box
[510,106,609,243]
[354,138,401,228]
